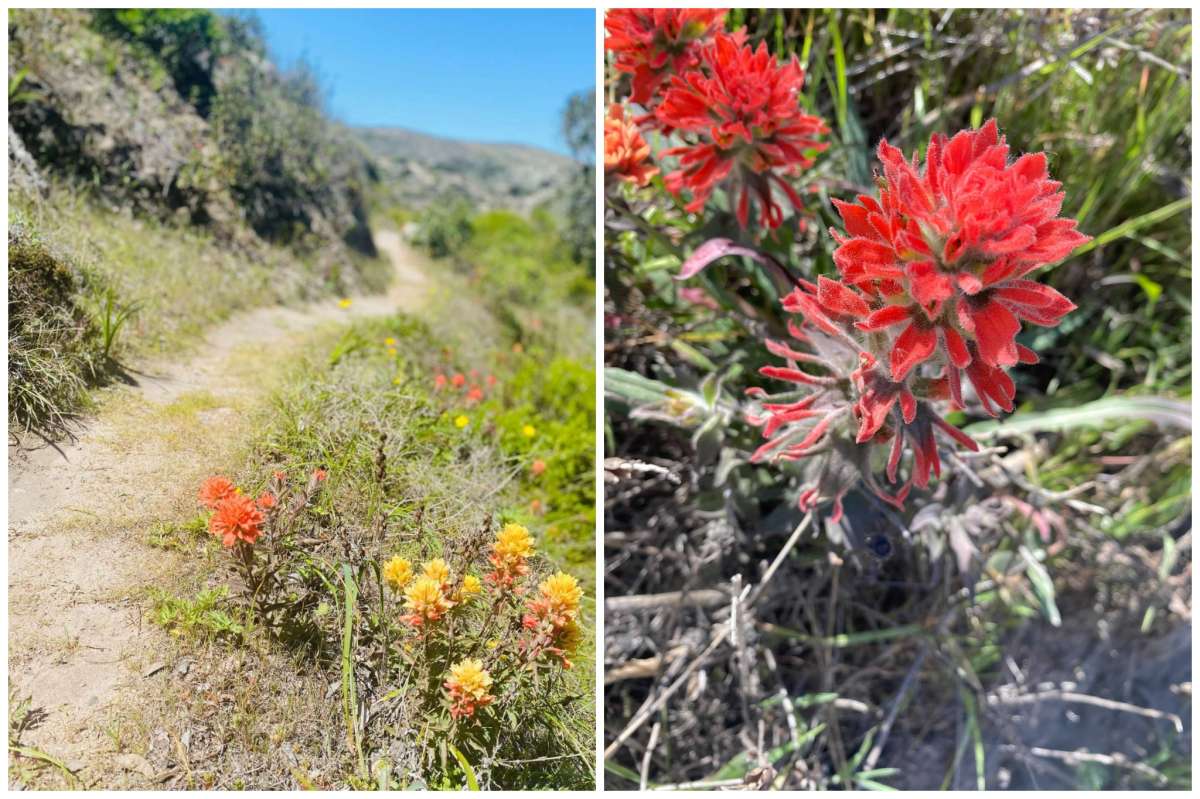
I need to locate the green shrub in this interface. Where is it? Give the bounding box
[211,56,375,254]
[487,354,595,575]
[91,9,226,116]
[412,200,474,259]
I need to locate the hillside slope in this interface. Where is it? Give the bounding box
[357,126,579,214]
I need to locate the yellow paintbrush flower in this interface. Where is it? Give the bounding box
[382,556,413,590]
[538,572,582,619]
[422,557,451,588]
[444,658,494,719]
[401,576,450,627]
[456,574,482,603]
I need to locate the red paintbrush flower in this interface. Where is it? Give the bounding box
[656,33,827,229]
[830,119,1089,391]
[605,104,659,187]
[604,8,728,105]
[745,275,983,518]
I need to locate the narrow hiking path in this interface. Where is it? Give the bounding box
[7,231,428,786]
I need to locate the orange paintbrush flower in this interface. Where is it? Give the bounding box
[209,494,265,547]
[605,104,658,187]
[198,475,237,509]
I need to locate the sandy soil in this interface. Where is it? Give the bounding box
[7,231,428,788]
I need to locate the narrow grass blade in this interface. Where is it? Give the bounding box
[1072,197,1191,257]
[446,743,480,790]
[964,395,1190,438]
[341,564,365,777]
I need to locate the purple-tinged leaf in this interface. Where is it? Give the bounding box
[676,238,788,282]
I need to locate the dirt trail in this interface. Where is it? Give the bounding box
[7,231,428,786]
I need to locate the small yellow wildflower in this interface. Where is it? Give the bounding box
[521,424,537,438]
[338,298,352,309]
[384,337,396,346]
[539,572,583,619]
[457,574,482,602]
[486,638,499,649]
[393,377,402,385]
[387,347,398,357]
[454,415,470,429]
[422,557,450,586]
[382,556,413,590]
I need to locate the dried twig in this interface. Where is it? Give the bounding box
[605,589,727,614]
[1001,745,1169,785]
[987,687,1184,733]
[863,645,929,771]
[640,721,661,791]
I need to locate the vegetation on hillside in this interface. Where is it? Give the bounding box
[604,8,1189,790]
[7,8,384,442]
[359,126,578,217]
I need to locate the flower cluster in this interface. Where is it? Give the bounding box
[378,524,583,728]
[604,8,728,105]
[605,10,827,229]
[485,523,535,590]
[443,658,495,720]
[198,474,281,548]
[521,572,584,669]
[391,554,481,628]
[434,367,495,406]
[744,120,1088,519]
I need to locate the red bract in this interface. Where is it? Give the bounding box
[656,33,828,229]
[209,494,264,548]
[748,278,982,512]
[830,119,1089,390]
[604,8,728,105]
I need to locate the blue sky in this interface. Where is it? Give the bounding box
[240,9,595,155]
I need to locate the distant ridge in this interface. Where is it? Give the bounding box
[356,125,579,214]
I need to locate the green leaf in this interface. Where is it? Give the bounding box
[1020,546,1061,627]
[603,760,647,787]
[964,396,1190,438]
[446,743,480,791]
[671,338,717,372]
[603,367,675,405]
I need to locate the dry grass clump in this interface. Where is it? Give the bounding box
[7,219,110,442]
